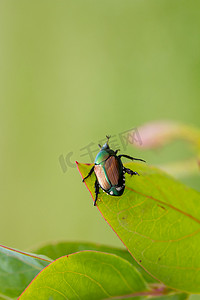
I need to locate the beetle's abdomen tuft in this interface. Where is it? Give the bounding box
[105,156,119,186]
[94,165,110,191]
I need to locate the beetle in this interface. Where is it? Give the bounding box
[82,136,145,206]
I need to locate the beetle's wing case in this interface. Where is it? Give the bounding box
[94,164,111,191]
[104,156,119,186]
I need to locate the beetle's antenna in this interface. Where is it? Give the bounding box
[98,144,102,148]
[106,135,111,143]
[100,135,111,149]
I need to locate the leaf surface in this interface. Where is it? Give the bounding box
[117,293,189,300]
[0,245,51,299]
[33,241,155,283]
[19,251,148,300]
[77,161,200,293]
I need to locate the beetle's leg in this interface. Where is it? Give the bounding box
[94,179,100,206]
[124,167,139,176]
[118,154,146,163]
[114,149,120,155]
[82,166,94,182]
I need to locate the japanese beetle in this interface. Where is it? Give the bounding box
[82,136,145,206]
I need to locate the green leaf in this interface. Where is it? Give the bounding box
[0,245,51,299]
[77,161,200,293]
[33,241,156,283]
[189,295,200,300]
[19,251,148,299]
[118,293,189,300]
[150,294,189,300]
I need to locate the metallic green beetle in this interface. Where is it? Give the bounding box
[82,136,145,206]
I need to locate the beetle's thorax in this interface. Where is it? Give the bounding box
[94,147,116,165]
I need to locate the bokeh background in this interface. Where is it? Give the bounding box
[0,0,200,250]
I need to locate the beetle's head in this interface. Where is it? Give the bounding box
[101,142,110,150]
[98,135,111,150]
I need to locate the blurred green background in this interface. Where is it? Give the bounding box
[0,0,200,250]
